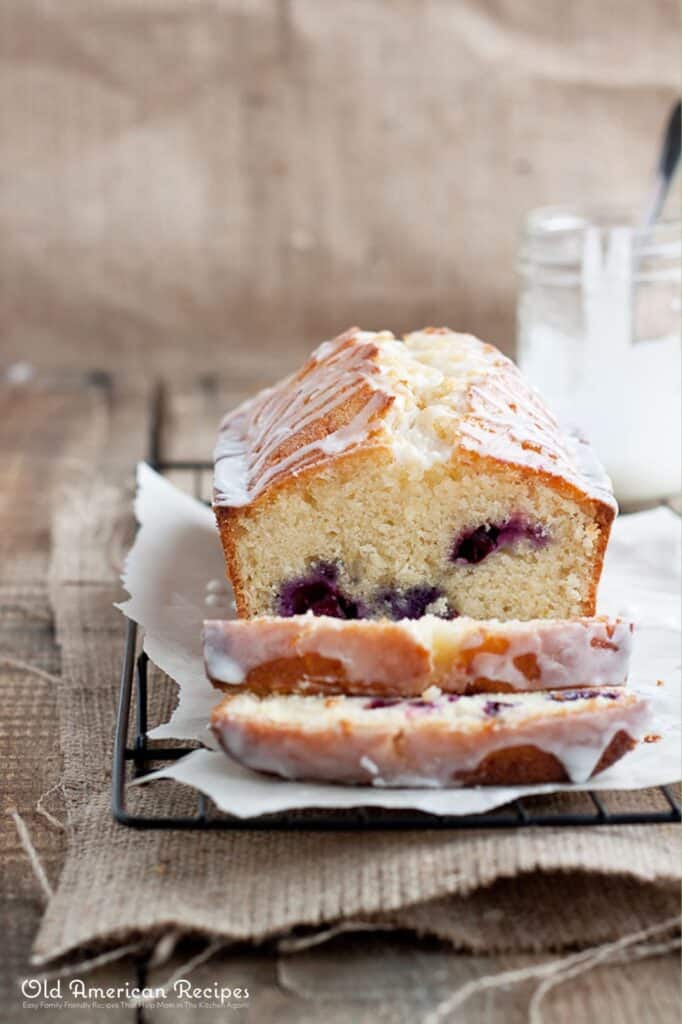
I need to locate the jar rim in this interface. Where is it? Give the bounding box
[523,203,679,248]
[519,203,680,278]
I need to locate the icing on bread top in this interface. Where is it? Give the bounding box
[203,614,633,693]
[214,328,390,506]
[212,687,649,785]
[214,327,616,510]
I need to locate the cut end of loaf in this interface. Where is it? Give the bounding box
[214,328,615,624]
[218,449,611,621]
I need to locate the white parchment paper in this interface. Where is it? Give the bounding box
[117,464,681,817]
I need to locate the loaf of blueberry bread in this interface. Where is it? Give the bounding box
[210,688,649,787]
[213,328,616,622]
[203,614,633,697]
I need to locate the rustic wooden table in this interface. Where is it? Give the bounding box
[3,367,679,1023]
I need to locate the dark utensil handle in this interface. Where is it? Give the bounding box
[658,99,680,182]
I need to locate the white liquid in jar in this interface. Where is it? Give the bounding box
[519,225,681,505]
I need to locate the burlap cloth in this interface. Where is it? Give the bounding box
[32,469,680,965]
[3,0,680,379]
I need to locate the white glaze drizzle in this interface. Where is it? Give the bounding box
[456,359,616,509]
[436,616,632,690]
[213,327,616,510]
[214,330,391,506]
[213,689,651,787]
[204,616,430,687]
[203,615,632,693]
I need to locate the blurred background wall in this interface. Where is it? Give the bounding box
[0,0,678,379]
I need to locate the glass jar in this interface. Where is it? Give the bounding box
[517,206,681,507]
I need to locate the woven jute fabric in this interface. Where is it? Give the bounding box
[34,788,680,963]
[32,449,680,964]
[3,0,679,380]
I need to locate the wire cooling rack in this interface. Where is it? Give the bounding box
[112,408,681,829]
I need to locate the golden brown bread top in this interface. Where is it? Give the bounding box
[214,327,616,513]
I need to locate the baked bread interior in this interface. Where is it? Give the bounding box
[213,328,616,622]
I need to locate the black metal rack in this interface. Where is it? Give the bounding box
[112,449,681,831]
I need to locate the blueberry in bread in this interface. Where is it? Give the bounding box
[203,614,633,697]
[210,687,649,787]
[213,328,616,622]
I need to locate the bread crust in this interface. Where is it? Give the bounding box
[210,690,647,787]
[213,327,616,619]
[203,614,633,697]
[454,731,634,785]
